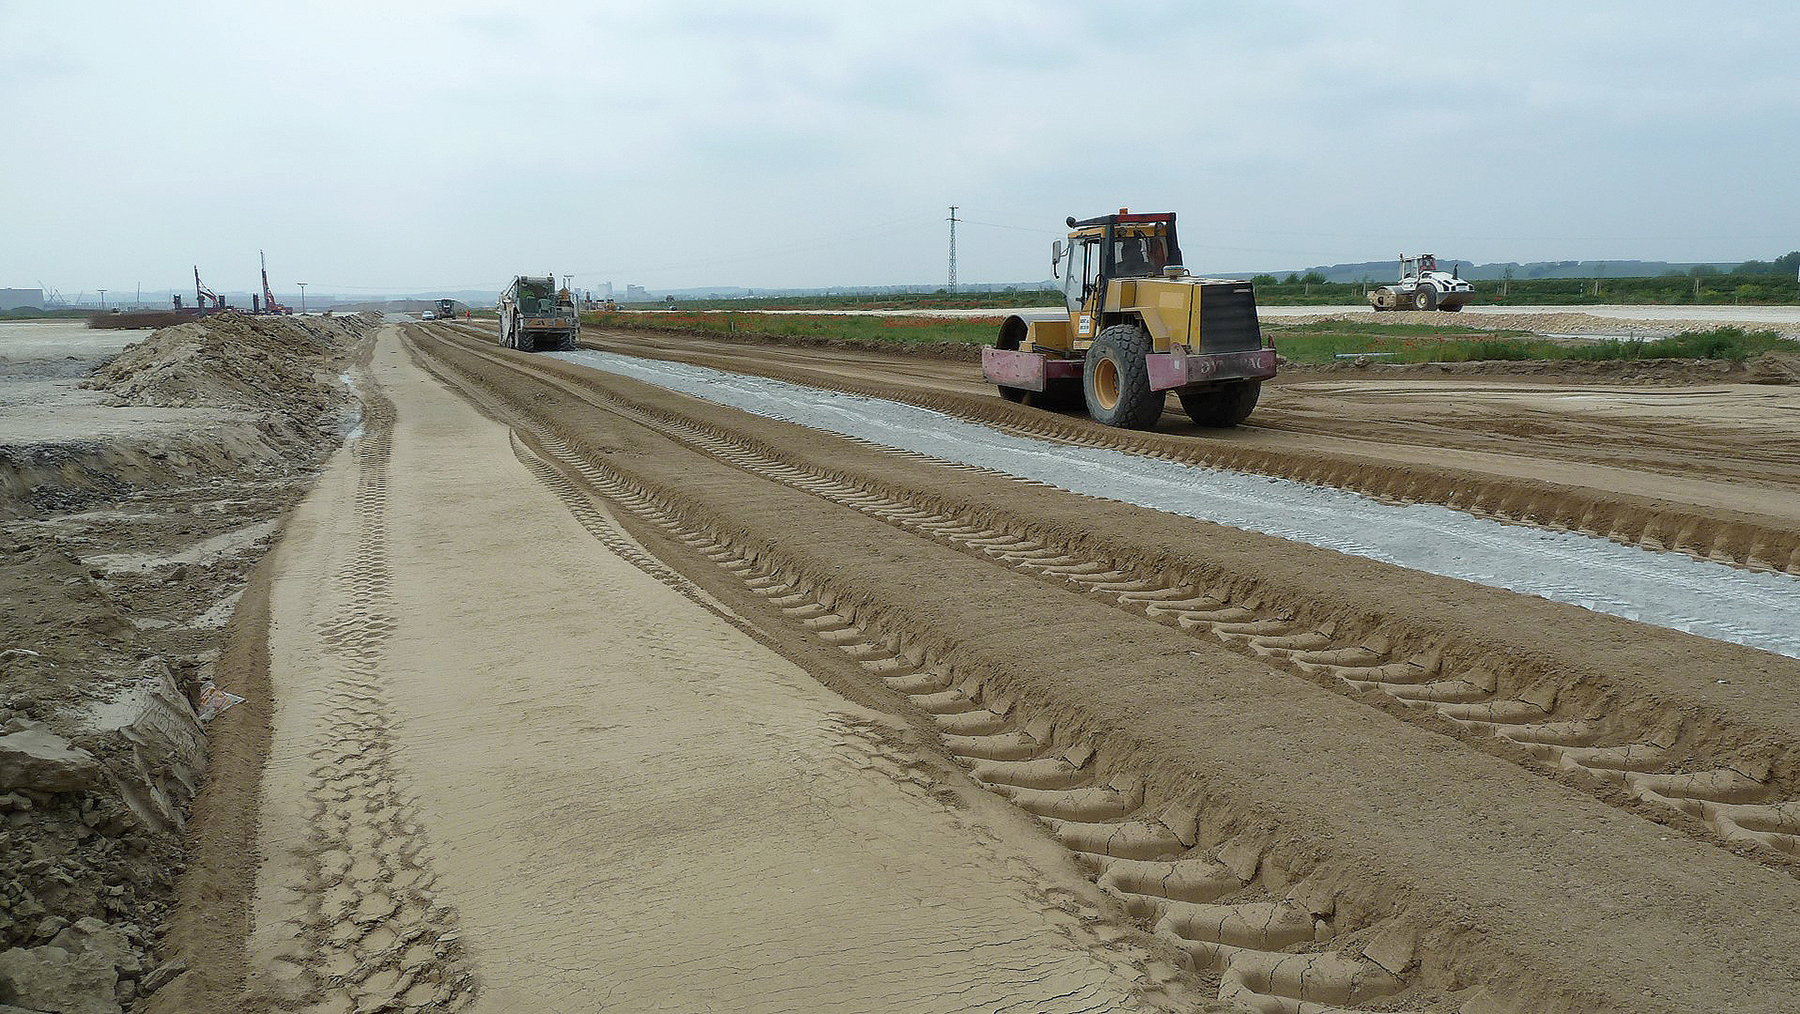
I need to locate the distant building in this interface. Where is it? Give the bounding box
[599,281,614,298]
[0,288,45,310]
[625,284,648,301]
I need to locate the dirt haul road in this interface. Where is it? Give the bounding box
[173,328,1195,1014]
[169,321,1800,1014]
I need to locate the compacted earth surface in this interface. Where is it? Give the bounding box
[8,308,1800,1014]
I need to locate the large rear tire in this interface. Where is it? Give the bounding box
[1083,324,1163,429]
[1441,303,1463,313]
[1413,286,1437,311]
[1178,380,1262,428]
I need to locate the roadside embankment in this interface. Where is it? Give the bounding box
[0,311,376,1012]
[1279,349,1800,383]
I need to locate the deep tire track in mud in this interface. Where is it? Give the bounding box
[433,330,1800,867]
[259,364,478,1013]
[542,322,1800,577]
[407,328,1800,1013]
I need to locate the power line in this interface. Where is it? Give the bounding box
[560,213,940,280]
[959,217,1060,236]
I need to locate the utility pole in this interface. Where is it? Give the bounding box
[296,282,308,313]
[946,206,959,294]
[97,288,107,309]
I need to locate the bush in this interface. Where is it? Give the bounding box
[1564,327,1794,363]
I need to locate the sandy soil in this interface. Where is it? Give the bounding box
[376,325,1800,1012]
[0,312,377,1013]
[221,330,1198,1014]
[118,312,1800,1014]
[1252,378,1800,507]
[557,324,1800,573]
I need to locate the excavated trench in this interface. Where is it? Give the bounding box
[402,328,1800,1013]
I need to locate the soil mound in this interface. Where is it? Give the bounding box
[86,311,369,429]
[0,313,377,516]
[88,312,191,331]
[0,312,378,1011]
[1746,351,1800,384]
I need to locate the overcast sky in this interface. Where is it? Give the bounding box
[3,1,1797,298]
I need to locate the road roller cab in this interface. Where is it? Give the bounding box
[983,210,1277,429]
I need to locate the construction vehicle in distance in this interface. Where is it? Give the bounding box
[259,251,291,314]
[1367,253,1474,312]
[437,297,457,320]
[498,274,579,352]
[193,267,223,313]
[983,210,1277,430]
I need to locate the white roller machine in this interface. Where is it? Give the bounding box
[1368,254,1474,312]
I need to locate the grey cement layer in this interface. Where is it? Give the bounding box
[552,350,1800,660]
